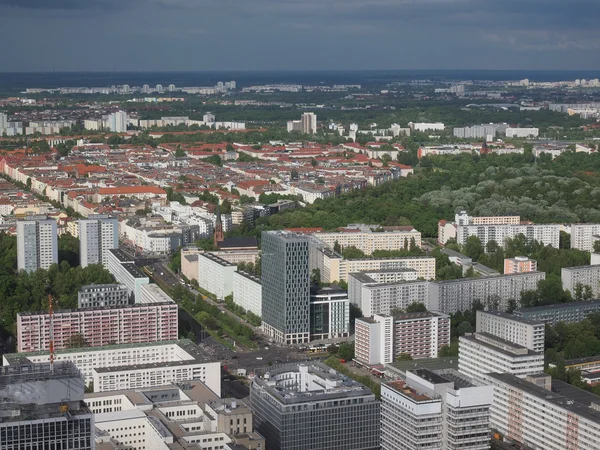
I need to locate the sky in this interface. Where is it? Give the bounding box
[0,0,599,72]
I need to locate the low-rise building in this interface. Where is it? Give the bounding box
[476,310,545,352]
[458,332,544,384]
[309,285,350,340]
[514,299,600,324]
[77,283,131,308]
[198,252,237,300]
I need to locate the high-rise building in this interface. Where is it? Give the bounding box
[0,112,7,129]
[570,223,600,251]
[514,299,600,325]
[168,83,176,92]
[0,362,94,450]
[381,369,493,450]
[79,214,119,268]
[104,110,128,132]
[142,84,150,94]
[156,84,163,93]
[106,249,149,301]
[476,310,545,352]
[250,362,380,450]
[301,112,317,134]
[261,230,310,344]
[562,264,600,299]
[17,215,58,273]
[309,284,350,340]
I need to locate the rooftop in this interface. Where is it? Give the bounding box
[461,332,542,357]
[479,310,544,326]
[384,379,436,403]
[387,356,458,375]
[201,252,236,267]
[218,236,258,249]
[17,300,172,317]
[564,355,600,367]
[431,271,545,285]
[516,299,600,313]
[108,248,134,263]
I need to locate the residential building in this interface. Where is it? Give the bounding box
[3,339,220,395]
[301,112,317,134]
[86,382,264,450]
[104,110,128,132]
[514,299,600,324]
[562,356,600,385]
[232,270,262,318]
[77,283,130,308]
[17,301,178,352]
[453,124,497,139]
[197,252,238,300]
[355,312,450,366]
[571,223,600,251]
[408,122,445,131]
[0,362,94,450]
[457,223,560,249]
[139,283,174,303]
[181,247,200,282]
[503,256,537,274]
[261,231,310,344]
[349,273,428,317]
[250,362,380,450]
[17,214,58,272]
[562,264,600,298]
[313,228,422,255]
[458,332,544,384]
[381,369,493,450]
[428,272,546,313]
[309,285,350,340]
[505,127,539,138]
[106,248,149,301]
[476,310,545,352]
[489,373,600,450]
[437,219,457,245]
[438,212,521,245]
[79,214,119,268]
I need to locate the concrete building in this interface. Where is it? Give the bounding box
[106,248,149,301]
[139,283,174,303]
[86,382,264,450]
[313,228,422,255]
[457,223,560,249]
[453,124,497,139]
[514,299,600,324]
[571,223,600,252]
[504,256,537,274]
[77,283,130,308]
[381,369,493,450]
[489,373,600,450]
[476,310,545,352]
[79,214,119,268]
[104,110,128,132]
[17,214,58,272]
[0,362,94,450]
[562,264,600,299]
[309,285,350,340]
[261,231,310,344]
[301,112,317,135]
[355,312,450,366]
[3,339,220,395]
[17,301,178,352]
[428,271,546,313]
[232,270,262,317]
[409,122,445,132]
[250,362,380,450]
[458,332,544,384]
[197,252,238,300]
[505,127,539,138]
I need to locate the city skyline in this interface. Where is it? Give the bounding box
[0,0,599,72]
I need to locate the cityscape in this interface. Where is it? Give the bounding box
[1,1,600,448]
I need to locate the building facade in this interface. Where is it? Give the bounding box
[79,214,119,268]
[514,299,600,324]
[250,362,380,450]
[457,224,560,249]
[313,228,422,255]
[309,285,350,340]
[562,264,600,299]
[232,270,262,317]
[476,310,544,352]
[106,248,149,301]
[261,231,311,344]
[571,223,600,252]
[77,283,130,308]
[504,256,537,274]
[197,252,237,300]
[17,301,178,352]
[17,215,58,272]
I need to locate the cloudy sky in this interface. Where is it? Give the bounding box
[1,0,599,71]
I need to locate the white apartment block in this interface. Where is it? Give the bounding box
[3,339,221,395]
[197,253,237,300]
[456,212,520,226]
[349,274,428,317]
[381,369,493,450]
[571,223,600,252]
[139,283,174,304]
[437,220,457,245]
[17,215,58,273]
[489,373,600,450]
[355,312,450,366]
[476,310,545,352]
[106,249,149,301]
[505,127,539,138]
[428,272,545,313]
[232,270,262,317]
[409,122,445,131]
[341,257,435,282]
[562,264,600,299]
[457,223,560,249]
[79,215,119,268]
[458,332,544,384]
[313,228,422,255]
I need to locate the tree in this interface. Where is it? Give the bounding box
[26,177,31,189]
[406,302,427,313]
[337,342,355,360]
[342,246,366,259]
[396,353,413,361]
[311,268,321,285]
[290,169,299,180]
[175,145,186,158]
[311,158,318,167]
[463,236,484,261]
[456,321,473,336]
[68,333,88,348]
[333,240,341,254]
[594,240,600,253]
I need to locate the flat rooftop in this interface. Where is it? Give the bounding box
[201,252,236,267]
[430,271,544,285]
[564,355,600,367]
[516,299,600,313]
[387,356,458,374]
[17,301,174,317]
[109,248,134,263]
[385,380,436,403]
[462,332,542,357]
[122,262,148,278]
[479,310,544,326]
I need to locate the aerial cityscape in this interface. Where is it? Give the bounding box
[1,1,600,449]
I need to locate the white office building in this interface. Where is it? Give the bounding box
[106,249,149,301]
[428,272,546,313]
[3,339,221,395]
[489,373,600,450]
[562,264,600,299]
[381,369,493,450]
[309,285,350,340]
[458,332,544,384]
[476,310,545,352]
[79,214,119,268]
[17,215,58,273]
[197,253,237,300]
[232,270,262,317]
[457,223,560,249]
[570,223,600,252]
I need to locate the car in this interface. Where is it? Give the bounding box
[256,357,263,360]
[231,355,238,359]
[264,346,269,350]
